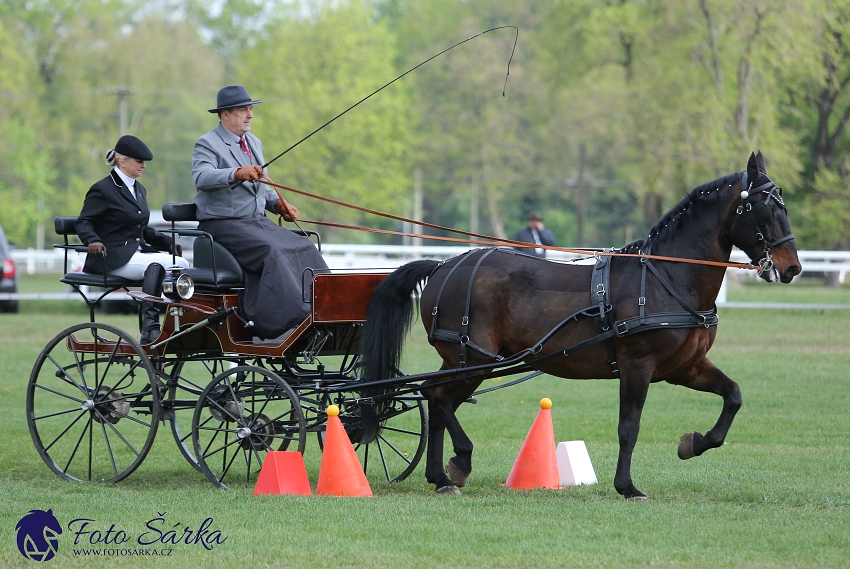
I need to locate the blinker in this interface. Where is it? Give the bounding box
[752,201,771,225]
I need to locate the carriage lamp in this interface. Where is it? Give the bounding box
[162,272,195,301]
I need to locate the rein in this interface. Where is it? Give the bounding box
[261,178,760,271]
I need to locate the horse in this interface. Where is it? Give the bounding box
[360,151,801,500]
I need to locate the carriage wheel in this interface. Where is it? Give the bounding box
[192,366,306,489]
[26,323,160,482]
[158,359,237,472]
[318,394,428,483]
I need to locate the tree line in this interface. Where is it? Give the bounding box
[0,0,848,251]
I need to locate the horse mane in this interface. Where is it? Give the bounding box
[618,172,742,254]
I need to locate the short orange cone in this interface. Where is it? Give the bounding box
[505,398,561,490]
[316,405,373,497]
[254,451,312,496]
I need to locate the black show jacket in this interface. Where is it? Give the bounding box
[76,170,173,273]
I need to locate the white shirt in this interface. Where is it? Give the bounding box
[531,229,543,255]
[114,168,137,200]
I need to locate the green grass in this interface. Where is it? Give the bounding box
[0,301,848,568]
[727,276,850,304]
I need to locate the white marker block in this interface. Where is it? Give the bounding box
[556,441,597,487]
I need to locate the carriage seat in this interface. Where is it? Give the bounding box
[53,216,144,289]
[161,203,243,290]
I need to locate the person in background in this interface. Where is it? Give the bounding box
[191,84,328,341]
[513,211,555,258]
[76,135,188,344]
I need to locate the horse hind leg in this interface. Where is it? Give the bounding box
[672,357,742,460]
[424,398,470,495]
[423,379,477,495]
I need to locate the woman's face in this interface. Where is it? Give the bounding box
[119,157,146,178]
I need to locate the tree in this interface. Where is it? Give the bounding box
[241,0,416,242]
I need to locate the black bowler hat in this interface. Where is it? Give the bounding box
[113,135,153,161]
[208,84,263,113]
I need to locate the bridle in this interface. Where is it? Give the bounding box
[727,172,795,277]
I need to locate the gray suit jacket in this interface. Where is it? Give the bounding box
[192,123,278,220]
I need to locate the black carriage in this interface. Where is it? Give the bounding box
[26,204,428,489]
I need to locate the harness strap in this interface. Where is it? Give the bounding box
[430,329,504,361]
[428,249,475,344]
[643,259,706,322]
[591,253,619,376]
[459,249,497,368]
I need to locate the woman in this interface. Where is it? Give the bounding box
[76,135,188,344]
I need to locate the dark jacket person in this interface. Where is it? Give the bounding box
[513,212,556,258]
[76,135,188,343]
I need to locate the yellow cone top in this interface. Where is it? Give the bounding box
[540,398,553,409]
[326,405,340,417]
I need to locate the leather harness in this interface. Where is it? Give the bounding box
[426,247,718,378]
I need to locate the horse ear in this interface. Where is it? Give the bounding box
[746,152,759,182]
[756,150,767,176]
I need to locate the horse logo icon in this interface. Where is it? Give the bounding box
[16,509,62,562]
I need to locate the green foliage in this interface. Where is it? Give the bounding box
[243,0,415,241]
[0,0,848,249]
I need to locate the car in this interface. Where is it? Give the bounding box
[0,224,19,313]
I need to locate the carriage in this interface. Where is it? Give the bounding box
[25,203,428,489]
[27,153,803,499]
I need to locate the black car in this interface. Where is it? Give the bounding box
[0,224,19,313]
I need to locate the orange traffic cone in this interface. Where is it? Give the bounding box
[316,405,373,497]
[254,451,312,496]
[505,398,561,490]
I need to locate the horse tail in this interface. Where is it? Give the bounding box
[361,259,440,383]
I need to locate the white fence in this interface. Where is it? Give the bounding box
[9,245,850,274]
[4,246,849,307]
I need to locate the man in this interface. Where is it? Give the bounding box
[513,212,555,258]
[192,85,328,339]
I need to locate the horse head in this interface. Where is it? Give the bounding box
[727,151,801,283]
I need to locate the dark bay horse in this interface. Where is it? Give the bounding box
[360,152,800,499]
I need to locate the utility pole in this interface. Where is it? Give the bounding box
[413,168,423,257]
[470,178,479,236]
[112,87,132,136]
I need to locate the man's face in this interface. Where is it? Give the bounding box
[221,105,254,136]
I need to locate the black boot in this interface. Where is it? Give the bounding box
[139,263,166,345]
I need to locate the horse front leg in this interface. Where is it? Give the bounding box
[672,357,742,460]
[615,370,652,501]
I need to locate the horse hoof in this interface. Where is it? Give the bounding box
[445,459,470,488]
[678,432,696,460]
[436,485,462,496]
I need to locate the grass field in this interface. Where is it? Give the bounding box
[0,279,848,568]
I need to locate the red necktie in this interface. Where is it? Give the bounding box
[239,137,251,159]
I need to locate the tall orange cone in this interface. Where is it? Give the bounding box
[316,405,373,497]
[505,398,561,490]
[254,451,312,496]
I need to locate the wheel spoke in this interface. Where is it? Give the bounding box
[100,419,119,478]
[33,406,86,421]
[33,382,85,404]
[42,410,88,452]
[377,433,413,464]
[45,356,89,396]
[94,410,142,458]
[62,413,92,476]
